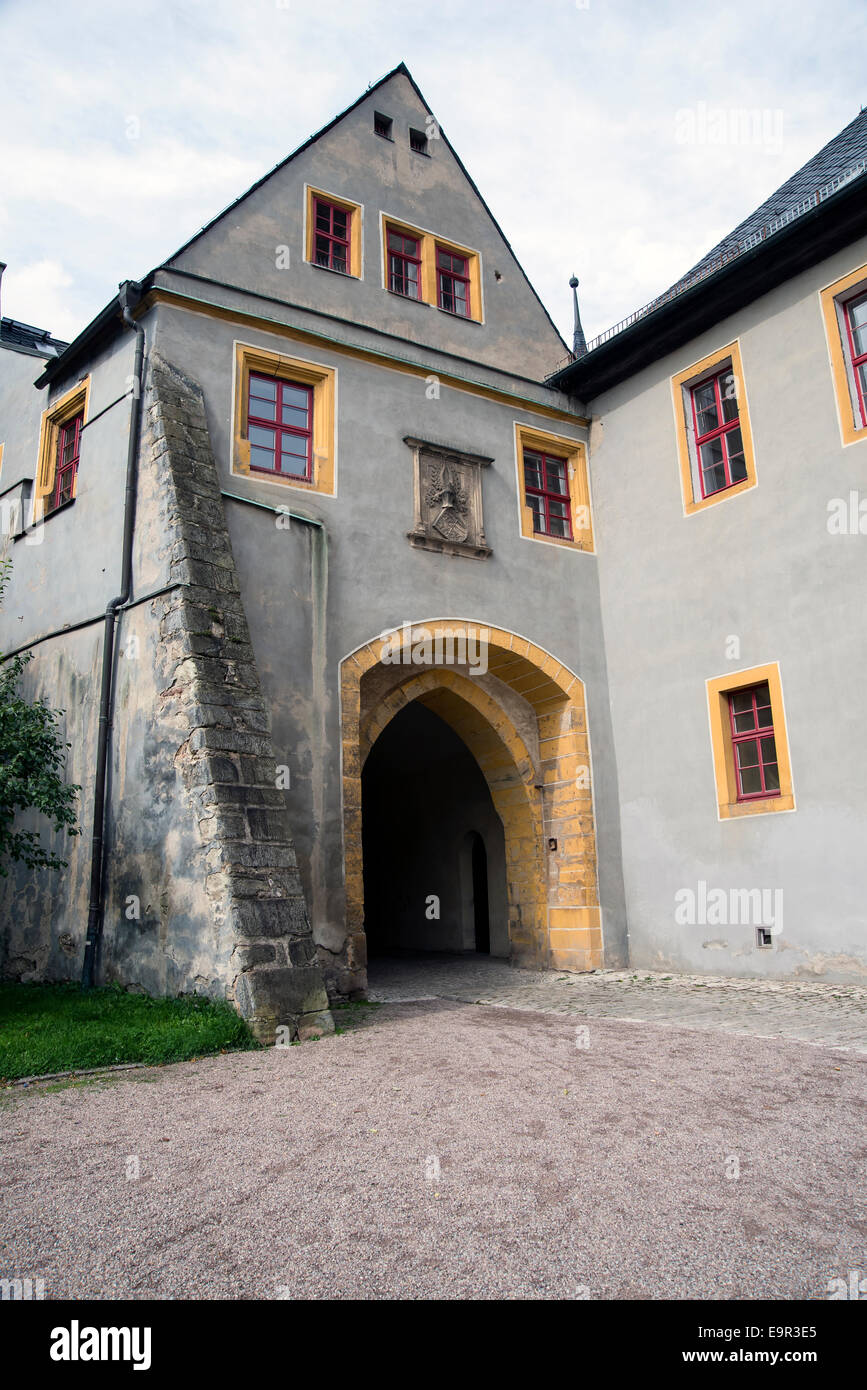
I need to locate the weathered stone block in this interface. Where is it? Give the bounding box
[287,936,317,968]
[138,353,332,1037]
[234,966,329,1028]
[234,943,278,969]
[245,808,292,841]
[230,898,310,938]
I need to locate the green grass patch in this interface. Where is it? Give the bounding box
[0,982,260,1081]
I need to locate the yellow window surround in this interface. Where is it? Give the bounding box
[819,262,867,448]
[34,376,91,518]
[514,422,594,553]
[304,186,363,279]
[671,339,757,515]
[232,341,337,497]
[706,662,795,820]
[379,212,483,323]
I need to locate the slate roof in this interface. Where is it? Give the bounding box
[0,317,69,359]
[666,106,867,298]
[549,105,867,395]
[565,106,867,366]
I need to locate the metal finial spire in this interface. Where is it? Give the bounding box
[569,275,587,359]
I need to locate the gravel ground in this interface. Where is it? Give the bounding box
[2,999,864,1301]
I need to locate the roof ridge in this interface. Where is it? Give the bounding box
[162,62,412,268]
[160,61,567,355]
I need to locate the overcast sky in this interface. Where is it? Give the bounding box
[1,0,865,351]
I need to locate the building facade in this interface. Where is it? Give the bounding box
[1,68,865,1039]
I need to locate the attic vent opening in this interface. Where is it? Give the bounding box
[409,127,429,156]
[374,112,393,140]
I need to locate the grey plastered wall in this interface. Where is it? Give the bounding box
[0,624,101,981]
[0,328,144,981]
[0,336,332,1039]
[0,329,146,633]
[587,233,867,982]
[150,294,628,984]
[0,66,630,994]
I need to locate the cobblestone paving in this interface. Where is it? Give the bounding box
[367,955,867,1054]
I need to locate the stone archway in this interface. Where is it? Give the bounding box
[339,620,602,983]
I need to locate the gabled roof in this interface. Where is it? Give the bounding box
[551,106,867,398]
[37,62,567,388]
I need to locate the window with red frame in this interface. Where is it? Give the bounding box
[728,683,780,800]
[247,373,313,480]
[690,367,747,497]
[523,448,572,539]
[313,199,350,274]
[437,246,470,317]
[46,412,83,514]
[387,228,421,299]
[844,291,867,427]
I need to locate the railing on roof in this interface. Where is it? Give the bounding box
[550,158,867,377]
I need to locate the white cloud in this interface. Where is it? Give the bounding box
[1,0,864,347]
[1,261,78,340]
[3,142,260,212]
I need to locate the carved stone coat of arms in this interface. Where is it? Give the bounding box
[405,437,493,560]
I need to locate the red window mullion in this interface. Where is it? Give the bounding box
[729,687,779,801]
[691,366,741,498]
[390,252,421,293]
[49,412,83,512]
[387,228,421,298]
[524,450,572,540]
[436,246,470,317]
[247,374,313,481]
[313,199,350,273]
[844,294,867,427]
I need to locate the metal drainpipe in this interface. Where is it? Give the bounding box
[81,281,145,990]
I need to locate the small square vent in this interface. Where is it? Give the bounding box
[409,127,428,155]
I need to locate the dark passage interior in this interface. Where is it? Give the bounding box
[471,833,490,953]
[362,701,508,958]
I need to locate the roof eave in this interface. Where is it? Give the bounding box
[33,278,155,390]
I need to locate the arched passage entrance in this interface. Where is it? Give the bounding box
[339,620,602,985]
[361,701,507,957]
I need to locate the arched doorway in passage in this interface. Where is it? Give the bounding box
[361,700,507,958]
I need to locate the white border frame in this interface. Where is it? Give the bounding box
[378,210,486,324]
[512,419,596,556]
[302,183,365,282]
[704,660,797,823]
[230,336,340,499]
[817,262,867,449]
[670,336,760,518]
